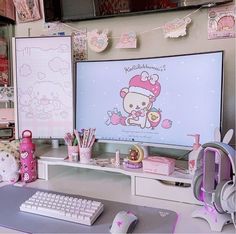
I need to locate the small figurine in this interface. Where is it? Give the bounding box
[128,145,144,163]
[125,145,144,169]
[129,149,139,161]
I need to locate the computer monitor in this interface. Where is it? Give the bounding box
[75,51,223,150]
[13,36,74,139]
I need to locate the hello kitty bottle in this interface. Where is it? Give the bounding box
[20,130,37,183]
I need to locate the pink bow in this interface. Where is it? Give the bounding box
[131,110,146,120]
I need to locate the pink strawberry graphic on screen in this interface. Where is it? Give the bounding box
[106,109,126,126]
[161,119,172,129]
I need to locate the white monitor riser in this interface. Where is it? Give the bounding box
[36,145,201,205]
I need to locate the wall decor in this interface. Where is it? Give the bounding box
[116,31,137,48]
[87,29,109,53]
[13,0,41,23]
[72,29,88,61]
[208,4,235,39]
[163,17,192,38]
[62,6,202,48]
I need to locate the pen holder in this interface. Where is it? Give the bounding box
[67,145,79,162]
[79,147,92,164]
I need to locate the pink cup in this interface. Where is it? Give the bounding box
[80,147,92,164]
[67,146,79,162]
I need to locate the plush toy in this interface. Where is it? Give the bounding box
[0,141,20,183]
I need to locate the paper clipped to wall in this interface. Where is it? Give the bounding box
[208,4,235,39]
[116,31,137,48]
[163,17,192,38]
[87,29,109,52]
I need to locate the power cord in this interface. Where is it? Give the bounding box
[174,166,189,174]
[231,213,236,229]
[176,150,192,161]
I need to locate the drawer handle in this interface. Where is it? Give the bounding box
[156,179,191,188]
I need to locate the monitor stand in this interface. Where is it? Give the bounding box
[51,139,59,149]
[192,206,232,232]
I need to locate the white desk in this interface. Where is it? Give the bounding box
[0,168,235,233]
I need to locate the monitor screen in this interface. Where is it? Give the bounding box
[14,36,74,139]
[76,51,223,148]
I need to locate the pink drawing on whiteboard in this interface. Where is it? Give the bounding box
[18,81,70,120]
[20,64,32,77]
[37,72,46,80]
[48,57,70,75]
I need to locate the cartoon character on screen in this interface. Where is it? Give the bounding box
[147,107,162,129]
[106,71,173,130]
[120,71,161,128]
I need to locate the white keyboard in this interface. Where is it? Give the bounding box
[20,191,104,226]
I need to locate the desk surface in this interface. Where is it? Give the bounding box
[0,168,235,233]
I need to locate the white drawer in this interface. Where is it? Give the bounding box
[135,176,201,204]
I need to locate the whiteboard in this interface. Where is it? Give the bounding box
[13,36,74,139]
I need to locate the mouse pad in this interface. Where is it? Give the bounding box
[0,185,178,233]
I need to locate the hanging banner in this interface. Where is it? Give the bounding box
[87,29,109,53]
[116,31,137,49]
[163,17,192,38]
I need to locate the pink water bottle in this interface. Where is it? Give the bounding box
[20,130,37,183]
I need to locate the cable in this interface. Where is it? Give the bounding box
[176,149,192,160]
[61,6,203,39]
[231,213,236,229]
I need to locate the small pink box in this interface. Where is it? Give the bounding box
[142,156,176,175]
